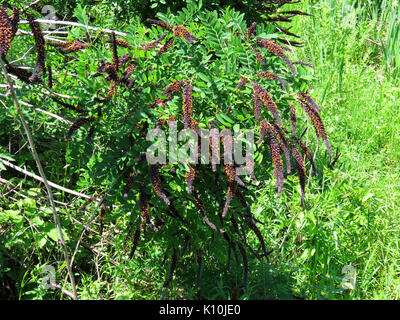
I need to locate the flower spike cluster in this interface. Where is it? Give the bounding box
[298,98,333,156]
[49,41,89,54]
[150,164,170,206]
[28,17,46,83]
[185,163,196,194]
[183,84,193,129]
[252,82,282,126]
[256,71,287,88]
[1,2,332,291]
[257,37,297,76]
[0,6,19,59]
[267,125,284,196]
[65,117,95,141]
[173,25,198,44]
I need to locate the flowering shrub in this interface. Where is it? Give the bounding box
[0,1,334,293]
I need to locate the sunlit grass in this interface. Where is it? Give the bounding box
[250,0,400,299]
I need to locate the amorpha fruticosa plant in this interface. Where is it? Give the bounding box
[0,1,335,294]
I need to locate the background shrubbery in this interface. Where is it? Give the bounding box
[1,0,400,300]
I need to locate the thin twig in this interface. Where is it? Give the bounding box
[16,30,67,43]
[0,84,22,89]
[8,46,35,64]
[366,38,383,48]
[0,94,72,125]
[34,108,73,124]
[22,0,44,13]
[19,19,128,37]
[49,283,76,300]
[0,58,77,300]
[14,141,29,155]
[1,85,74,100]
[0,177,78,208]
[0,178,23,199]
[1,159,91,199]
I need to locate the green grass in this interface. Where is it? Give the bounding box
[1,0,399,300]
[250,0,400,299]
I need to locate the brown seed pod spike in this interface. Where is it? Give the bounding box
[139,187,150,223]
[78,193,100,211]
[298,99,333,156]
[10,8,19,39]
[246,22,257,40]
[222,182,235,218]
[129,223,143,259]
[157,37,174,56]
[28,17,46,83]
[119,53,132,65]
[123,172,137,198]
[193,190,225,234]
[47,63,53,88]
[252,88,263,122]
[232,187,252,218]
[185,163,196,194]
[182,84,193,129]
[111,32,119,72]
[104,80,117,101]
[163,80,186,96]
[294,137,318,174]
[289,104,297,136]
[270,123,291,174]
[256,119,269,144]
[209,127,220,172]
[298,92,321,113]
[49,41,88,54]
[224,165,236,183]
[0,6,13,59]
[257,37,297,76]
[236,77,248,90]
[105,37,132,49]
[291,144,306,207]
[280,10,313,17]
[5,63,35,84]
[252,82,282,127]
[65,117,95,141]
[139,33,167,51]
[172,25,198,44]
[121,61,137,85]
[51,96,85,113]
[150,164,170,206]
[252,47,265,66]
[267,125,284,196]
[256,71,287,88]
[146,18,173,31]
[98,62,118,82]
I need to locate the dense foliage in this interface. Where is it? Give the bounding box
[1,0,398,300]
[0,0,335,298]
